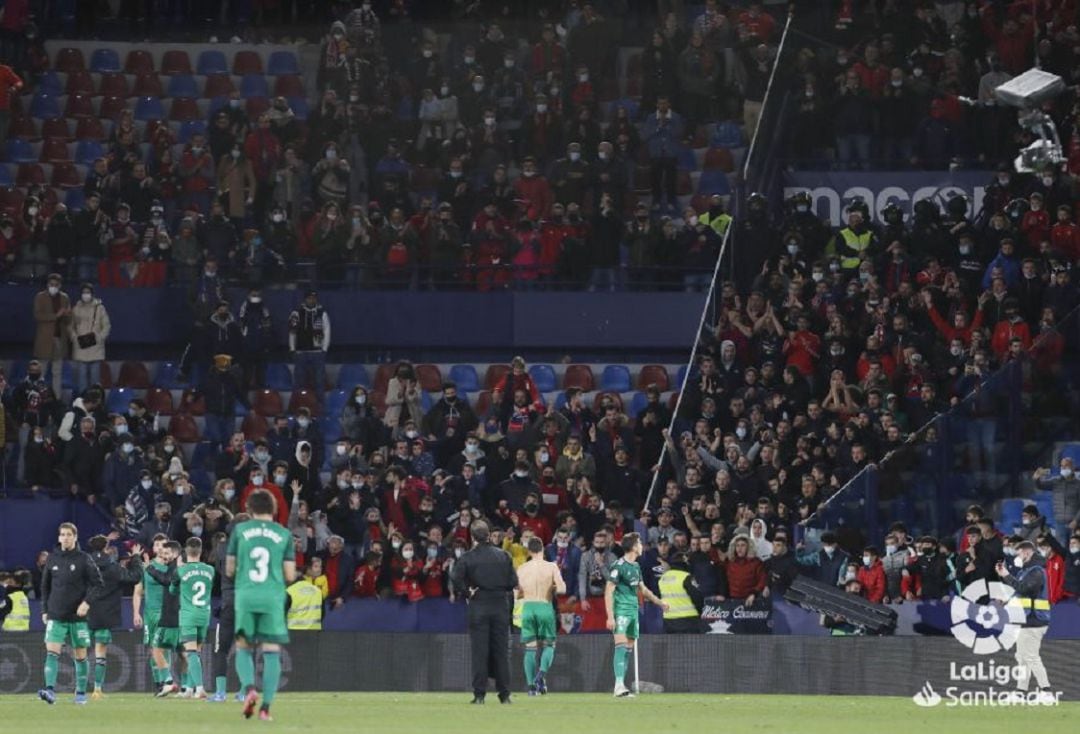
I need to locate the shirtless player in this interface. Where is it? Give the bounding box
[515,536,566,695]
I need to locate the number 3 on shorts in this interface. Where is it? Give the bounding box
[249,547,270,583]
[615,616,631,635]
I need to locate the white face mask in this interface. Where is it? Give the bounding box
[298,418,311,428]
[787,244,799,255]
[514,470,529,479]
[141,478,153,490]
[735,427,747,439]
[163,444,175,454]
[504,59,514,68]
[473,82,485,92]
[1062,467,1074,478]
[569,151,580,162]
[175,485,185,496]
[326,150,337,161]
[885,544,897,555]
[536,103,547,113]
[402,549,415,560]
[223,489,235,501]
[422,49,433,58]
[253,475,264,486]
[274,474,287,486]
[440,85,450,96]
[484,116,495,126]
[355,395,367,405]
[28,206,39,217]
[454,548,464,558]
[336,445,347,455]
[578,73,588,83]
[47,286,60,296]
[405,429,418,439]
[862,555,872,567]
[272,213,284,223]
[392,540,402,550]
[466,442,479,453]
[81,293,93,303]
[1070,544,1080,554]
[540,451,550,463]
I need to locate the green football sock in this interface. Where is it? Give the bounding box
[235,647,255,691]
[149,657,160,684]
[523,647,537,685]
[261,652,281,705]
[44,651,59,689]
[215,675,227,694]
[540,645,556,673]
[613,645,629,684]
[187,652,203,690]
[94,657,107,690]
[74,658,89,695]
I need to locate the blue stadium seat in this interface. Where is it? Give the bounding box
[1060,443,1080,466]
[1033,492,1055,524]
[74,139,104,166]
[240,74,269,99]
[600,365,632,392]
[325,389,349,419]
[676,146,697,172]
[0,163,14,187]
[177,120,207,144]
[998,498,1026,529]
[106,387,136,415]
[448,365,480,393]
[152,361,183,389]
[336,363,370,389]
[287,97,309,120]
[233,399,248,418]
[610,98,639,120]
[712,121,745,149]
[64,187,86,211]
[264,362,292,391]
[189,441,215,470]
[697,170,731,196]
[675,364,698,390]
[166,74,200,99]
[38,71,63,95]
[134,96,166,121]
[528,364,557,392]
[629,391,649,417]
[553,391,570,412]
[420,391,434,412]
[196,50,229,76]
[208,96,229,117]
[189,469,213,497]
[30,93,62,120]
[267,51,300,76]
[4,139,34,163]
[89,48,122,74]
[322,415,342,444]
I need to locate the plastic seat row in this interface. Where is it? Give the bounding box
[39,70,304,100]
[54,47,300,77]
[25,92,309,123]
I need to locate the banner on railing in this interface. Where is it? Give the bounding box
[701,595,773,634]
[783,171,990,227]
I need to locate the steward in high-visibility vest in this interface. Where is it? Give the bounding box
[1000,541,1053,694]
[828,209,877,270]
[700,195,733,239]
[657,554,704,633]
[285,578,323,630]
[1,585,31,631]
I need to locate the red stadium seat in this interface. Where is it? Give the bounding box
[703,147,735,172]
[245,97,269,118]
[40,137,72,162]
[9,115,38,139]
[132,73,164,98]
[16,164,46,186]
[65,69,95,95]
[116,360,151,388]
[253,389,284,416]
[484,364,511,391]
[367,390,387,418]
[474,389,492,416]
[161,50,193,76]
[203,74,235,98]
[169,97,200,122]
[144,387,175,415]
[99,96,129,121]
[75,117,106,141]
[232,50,263,75]
[416,364,444,393]
[40,117,71,141]
[55,47,86,74]
[0,188,26,217]
[168,413,200,442]
[272,75,304,98]
[636,364,670,391]
[287,388,321,416]
[373,364,395,394]
[98,362,113,389]
[98,72,129,98]
[562,364,595,391]
[125,49,155,75]
[242,412,269,441]
[690,194,711,213]
[64,94,95,118]
[676,170,692,196]
[51,162,81,188]
[180,389,206,416]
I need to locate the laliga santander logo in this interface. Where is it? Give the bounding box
[912,682,943,708]
[949,578,1026,654]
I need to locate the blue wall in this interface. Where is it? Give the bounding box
[0,286,706,350]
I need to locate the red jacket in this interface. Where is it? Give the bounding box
[1020,208,1051,250]
[537,480,570,525]
[244,129,282,181]
[390,556,424,600]
[1050,221,1080,261]
[239,482,289,526]
[784,331,821,377]
[421,558,446,598]
[1046,551,1065,604]
[927,305,985,345]
[513,175,554,220]
[353,563,379,597]
[725,556,766,599]
[857,559,887,603]
[991,319,1032,359]
[519,514,553,544]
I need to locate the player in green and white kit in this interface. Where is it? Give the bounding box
[226,489,296,721]
[177,537,215,699]
[131,533,171,694]
[605,533,667,697]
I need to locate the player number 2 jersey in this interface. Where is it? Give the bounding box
[227,519,294,611]
[178,561,216,627]
[608,557,642,613]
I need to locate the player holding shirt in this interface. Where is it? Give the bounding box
[226,489,296,721]
[515,537,566,695]
[605,533,667,698]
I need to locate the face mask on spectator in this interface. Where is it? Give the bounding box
[122,441,135,454]
[735,427,747,439]
[191,524,204,537]
[473,81,485,92]
[454,548,464,558]
[255,449,268,461]
[405,429,418,439]
[392,539,403,550]
[1042,175,1054,187]
[274,473,287,486]
[427,546,439,559]
[272,213,284,223]
[48,285,60,296]
[81,292,93,303]
[175,485,186,496]
[569,151,580,162]
[338,479,349,490]
[787,243,799,255]
[223,488,235,501]
[326,149,338,161]
[34,434,45,444]
[950,345,963,356]
[422,49,433,58]
[163,443,175,454]
[484,115,496,126]
[823,544,836,556]
[1062,467,1074,478]
[298,417,311,428]
[1071,543,1080,554]
[514,469,529,479]
[885,543,896,555]
[141,478,153,490]
[578,73,588,83]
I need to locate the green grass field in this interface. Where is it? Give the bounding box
[1,693,1077,734]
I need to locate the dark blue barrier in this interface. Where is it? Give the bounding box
[0,286,706,349]
[0,497,111,568]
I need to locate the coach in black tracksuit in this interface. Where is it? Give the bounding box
[212,530,237,691]
[450,521,518,704]
[88,545,144,632]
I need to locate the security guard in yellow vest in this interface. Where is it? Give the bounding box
[285,576,323,631]
[658,554,704,633]
[828,208,877,271]
[1,572,31,631]
[997,541,1054,699]
[699,194,732,239]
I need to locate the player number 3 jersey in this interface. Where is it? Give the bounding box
[227,519,294,611]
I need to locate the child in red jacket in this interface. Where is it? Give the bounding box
[856,546,887,603]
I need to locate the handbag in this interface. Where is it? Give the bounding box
[76,304,99,349]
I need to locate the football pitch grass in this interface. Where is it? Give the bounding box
[1,692,1078,734]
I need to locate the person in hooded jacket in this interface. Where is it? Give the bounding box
[85,535,143,697]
